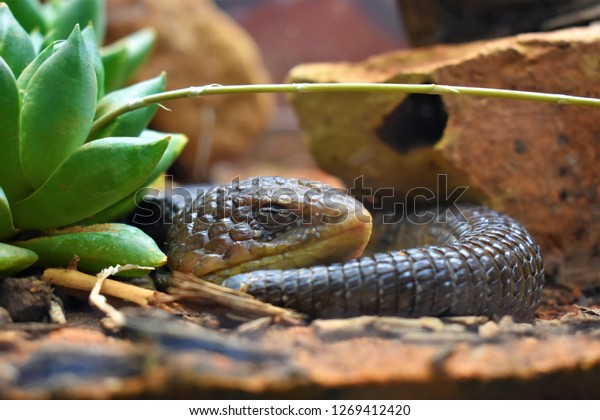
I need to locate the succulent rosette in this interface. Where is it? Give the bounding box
[0,1,187,276]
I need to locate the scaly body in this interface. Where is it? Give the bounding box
[167,177,544,320]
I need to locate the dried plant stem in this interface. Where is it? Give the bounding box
[43,268,157,307]
[42,268,304,325]
[88,82,600,139]
[168,271,305,325]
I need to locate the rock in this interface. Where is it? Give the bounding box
[287,26,600,289]
[105,0,274,181]
[398,0,600,46]
[0,277,55,322]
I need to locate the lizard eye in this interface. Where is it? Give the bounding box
[256,204,298,226]
[254,204,299,237]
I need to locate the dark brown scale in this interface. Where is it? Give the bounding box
[223,206,545,321]
[204,234,233,255]
[228,223,256,241]
[207,220,234,239]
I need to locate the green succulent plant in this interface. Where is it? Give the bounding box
[3,0,156,95]
[0,2,187,277]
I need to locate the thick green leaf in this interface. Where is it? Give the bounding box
[82,24,105,100]
[13,223,166,275]
[0,242,38,277]
[0,188,17,240]
[0,59,32,202]
[20,25,97,188]
[92,74,166,140]
[82,131,187,224]
[98,44,127,92]
[101,28,156,92]
[0,3,36,76]
[43,0,105,45]
[80,189,149,226]
[16,40,55,91]
[12,136,169,231]
[141,131,188,183]
[3,0,47,34]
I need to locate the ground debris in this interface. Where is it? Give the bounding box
[115,307,290,363]
[167,271,306,326]
[311,316,473,342]
[572,305,600,318]
[1,285,599,398]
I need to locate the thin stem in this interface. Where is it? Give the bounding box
[87,83,600,139]
[43,268,156,307]
[43,268,305,325]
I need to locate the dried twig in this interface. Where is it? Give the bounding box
[42,268,305,325]
[166,271,306,325]
[43,268,158,306]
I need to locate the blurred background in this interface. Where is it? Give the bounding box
[215,0,408,84]
[211,0,408,184]
[106,0,599,184]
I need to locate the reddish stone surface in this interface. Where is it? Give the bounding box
[288,26,600,290]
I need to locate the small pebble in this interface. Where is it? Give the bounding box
[478,320,501,339]
[443,315,489,326]
[375,316,446,332]
[499,315,534,333]
[0,307,12,325]
[48,300,67,325]
[236,317,273,338]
